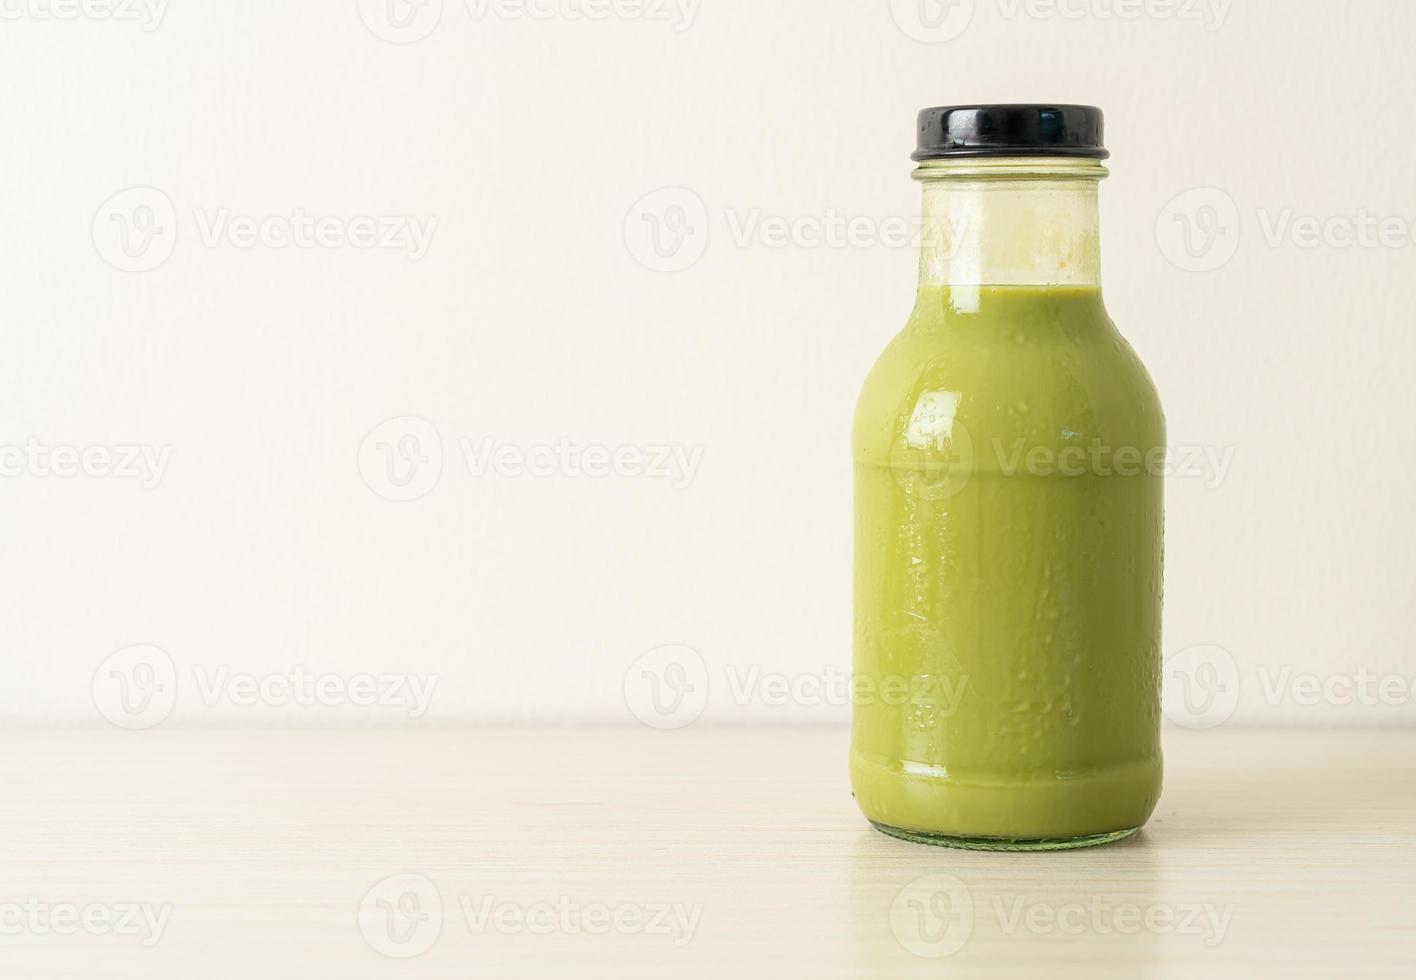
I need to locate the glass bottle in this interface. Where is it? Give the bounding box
[850,105,1165,850]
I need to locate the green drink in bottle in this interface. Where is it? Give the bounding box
[851,105,1165,850]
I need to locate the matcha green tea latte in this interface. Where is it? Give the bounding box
[850,106,1165,850]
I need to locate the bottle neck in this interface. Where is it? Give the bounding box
[915,156,1107,288]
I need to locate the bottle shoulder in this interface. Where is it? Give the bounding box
[853,293,1165,463]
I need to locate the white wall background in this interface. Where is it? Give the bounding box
[0,0,1411,728]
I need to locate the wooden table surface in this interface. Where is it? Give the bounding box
[0,727,1411,978]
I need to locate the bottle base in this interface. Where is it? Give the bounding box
[869,821,1139,851]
